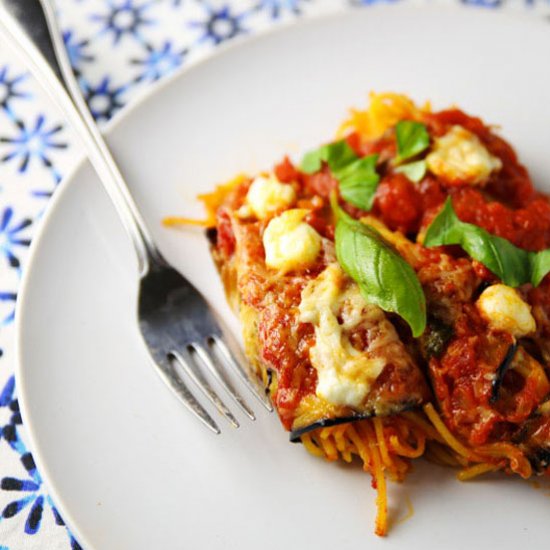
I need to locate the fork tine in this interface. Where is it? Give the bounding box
[153,356,220,434]
[192,343,256,421]
[171,349,239,428]
[211,335,274,413]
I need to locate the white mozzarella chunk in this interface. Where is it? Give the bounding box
[476,284,536,337]
[426,125,502,185]
[263,209,322,273]
[245,174,296,219]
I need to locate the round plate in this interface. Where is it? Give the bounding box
[16,5,550,549]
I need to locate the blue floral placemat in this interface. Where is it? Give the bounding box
[0,0,548,548]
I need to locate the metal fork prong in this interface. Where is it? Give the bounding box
[171,349,239,428]
[211,335,274,413]
[154,357,220,434]
[192,343,256,421]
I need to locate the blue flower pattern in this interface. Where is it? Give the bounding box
[90,0,157,44]
[189,3,249,45]
[0,292,17,328]
[63,30,95,75]
[0,0,548,548]
[0,115,67,174]
[0,207,31,269]
[0,452,63,536]
[131,41,187,83]
[82,76,127,121]
[0,68,30,121]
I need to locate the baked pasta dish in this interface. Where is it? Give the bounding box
[167,93,550,535]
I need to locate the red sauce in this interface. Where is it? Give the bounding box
[274,156,300,184]
[216,208,236,257]
[451,189,550,252]
[348,131,397,163]
[431,304,550,447]
[304,167,338,199]
[304,208,334,240]
[373,174,422,234]
[423,109,490,140]
[256,285,318,429]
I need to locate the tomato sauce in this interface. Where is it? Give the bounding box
[255,280,318,429]
[216,208,236,257]
[373,174,422,234]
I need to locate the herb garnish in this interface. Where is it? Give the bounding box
[395,160,427,183]
[300,140,358,174]
[424,198,550,287]
[332,195,427,337]
[300,141,380,212]
[395,120,430,162]
[337,154,380,211]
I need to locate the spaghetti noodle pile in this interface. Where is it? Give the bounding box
[302,404,533,536]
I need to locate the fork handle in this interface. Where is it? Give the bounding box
[0,0,161,276]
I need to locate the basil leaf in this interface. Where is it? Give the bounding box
[335,214,427,337]
[301,142,381,211]
[531,249,550,287]
[300,150,324,174]
[395,160,427,183]
[336,154,380,211]
[424,198,550,287]
[395,120,430,162]
[300,140,358,174]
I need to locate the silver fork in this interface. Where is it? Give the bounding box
[2,0,272,433]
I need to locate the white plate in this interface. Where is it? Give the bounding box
[16,4,550,549]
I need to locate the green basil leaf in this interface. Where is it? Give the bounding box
[325,140,359,172]
[300,140,358,174]
[424,198,550,287]
[301,142,381,211]
[300,149,324,174]
[395,120,430,162]
[335,215,426,337]
[529,249,550,287]
[336,154,380,211]
[395,160,427,183]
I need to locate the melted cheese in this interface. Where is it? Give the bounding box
[476,284,536,338]
[244,174,296,219]
[426,125,502,185]
[263,209,322,273]
[298,263,386,408]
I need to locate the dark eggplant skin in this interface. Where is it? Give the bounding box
[206,227,218,246]
[473,280,492,300]
[289,400,420,443]
[529,447,550,472]
[289,415,373,443]
[509,395,550,473]
[419,317,453,361]
[490,342,518,404]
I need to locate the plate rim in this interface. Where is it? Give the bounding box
[13,3,550,548]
